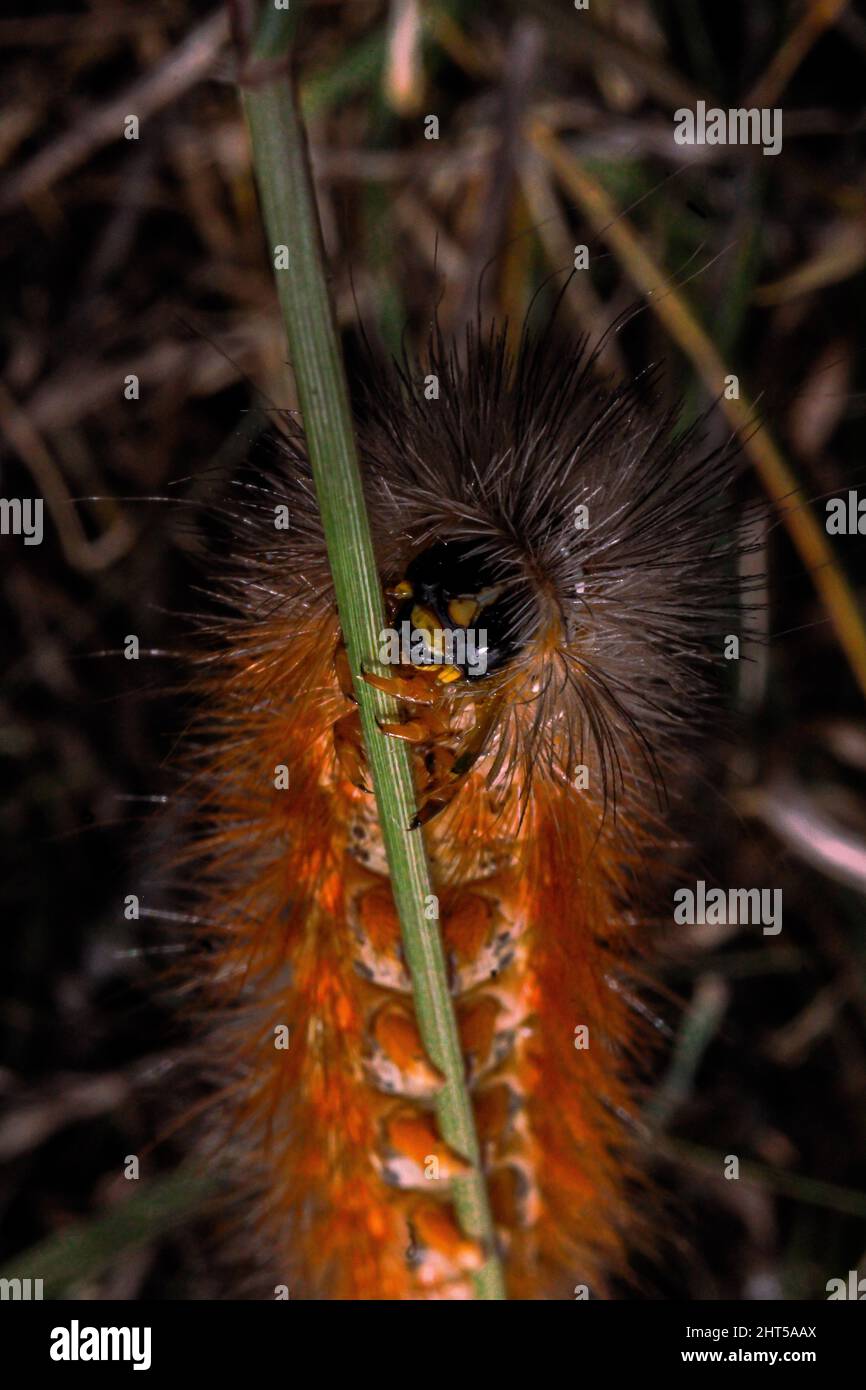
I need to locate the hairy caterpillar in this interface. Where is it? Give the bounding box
[177,320,740,1300]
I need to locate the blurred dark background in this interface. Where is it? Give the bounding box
[1,0,866,1298]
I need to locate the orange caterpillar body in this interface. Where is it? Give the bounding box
[183,329,736,1299]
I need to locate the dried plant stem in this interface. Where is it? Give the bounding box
[238,7,505,1298]
[534,122,866,704]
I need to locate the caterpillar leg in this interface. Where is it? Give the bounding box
[371,703,466,824]
[333,708,370,790]
[410,698,505,826]
[378,719,431,743]
[362,666,439,707]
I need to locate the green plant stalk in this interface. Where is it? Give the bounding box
[239,9,505,1298]
[0,1168,221,1298]
[661,1138,866,1220]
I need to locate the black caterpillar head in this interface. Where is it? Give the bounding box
[392,539,533,681]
